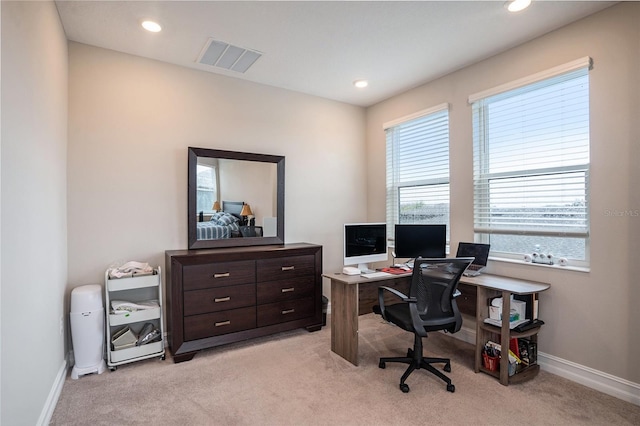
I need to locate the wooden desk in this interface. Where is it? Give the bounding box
[323,271,549,385]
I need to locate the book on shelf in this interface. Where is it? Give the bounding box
[509,338,520,360]
[517,338,537,366]
[484,341,521,364]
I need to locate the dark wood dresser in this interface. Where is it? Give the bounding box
[165,243,323,362]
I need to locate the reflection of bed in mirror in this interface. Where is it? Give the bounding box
[195,201,245,240]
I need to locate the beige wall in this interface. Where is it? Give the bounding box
[1,1,68,424]
[67,42,366,303]
[366,3,639,383]
[218,159,275,224]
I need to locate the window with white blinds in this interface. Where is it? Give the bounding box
[196,163,218,215]
[470,60,591,264]
[385,104,450,242]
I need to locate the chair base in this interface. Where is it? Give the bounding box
[378,334,455,393]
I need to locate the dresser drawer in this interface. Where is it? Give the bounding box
[184,284,256,316]
[183,260,255,291]
[256,255,315,282]
[183,307,256,341]
[257,297,315,327]
[257,276,315,304]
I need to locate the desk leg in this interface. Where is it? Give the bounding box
[499,290,511,386]
[474,286,486,373]
[331,279,359,365]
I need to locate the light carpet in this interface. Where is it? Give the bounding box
[51,314,640,425]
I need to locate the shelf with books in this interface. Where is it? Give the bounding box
[480,336,540,382]
[473,278,549,386]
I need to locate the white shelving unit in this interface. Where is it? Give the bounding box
[104,267,165,370]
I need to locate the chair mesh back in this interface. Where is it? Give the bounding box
[414,270,432,314]
[411,258,471,318]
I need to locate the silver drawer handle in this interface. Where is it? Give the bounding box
[214,297,231,303]
[215,320,231,327]
[282,309,295,315]
[213,272,230,278]
[281,287,295,293]
[281,266,295,271]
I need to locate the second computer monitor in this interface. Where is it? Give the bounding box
[394,224,446,259]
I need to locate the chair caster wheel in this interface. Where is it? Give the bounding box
[444,363,451,372]
[400,383,410,393]
[379,361,386,369]
[447,384,455,393]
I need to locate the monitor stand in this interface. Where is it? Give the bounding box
[357,263,375,274]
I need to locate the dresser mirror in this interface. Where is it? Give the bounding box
[188,147,285,249]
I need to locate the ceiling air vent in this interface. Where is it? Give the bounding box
[197,38,262,73]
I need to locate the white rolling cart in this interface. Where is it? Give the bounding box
[104,266,165,370]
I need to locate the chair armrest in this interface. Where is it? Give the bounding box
[377,286,415,322]
[379,286,412,302]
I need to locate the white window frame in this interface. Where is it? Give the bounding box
[384,103,451,245]
[196,161,219,215]
[469,57,592,267]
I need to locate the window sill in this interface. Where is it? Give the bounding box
[488,256,590,273]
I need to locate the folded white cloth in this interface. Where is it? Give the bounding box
[111,300,159,313]
[108,261,153,278]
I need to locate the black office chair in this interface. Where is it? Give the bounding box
[373,257,474,393]
[239,225,263,237]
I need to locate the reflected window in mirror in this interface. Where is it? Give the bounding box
[196,159,219,220]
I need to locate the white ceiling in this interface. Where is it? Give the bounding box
[55,1,615,107]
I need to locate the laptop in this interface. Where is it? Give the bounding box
[456,242,491,276]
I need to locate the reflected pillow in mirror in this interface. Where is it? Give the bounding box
[210,212,224,222]
[211,212,239,226]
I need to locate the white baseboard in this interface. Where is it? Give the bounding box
[538,352,640,406]
[449,328,640,407]
[37,358,67,426]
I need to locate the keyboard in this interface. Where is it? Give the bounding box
[360,271,391,279]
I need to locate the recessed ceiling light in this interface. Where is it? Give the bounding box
[505,0,532,13]
[354,80,368,88]
[141,20,162,33]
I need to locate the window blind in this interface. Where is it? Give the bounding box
[385,105,450,240]
[196,163,218,214]
[471,65,590,258]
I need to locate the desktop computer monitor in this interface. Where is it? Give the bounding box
[394,224,446,259]
[343,223,388,272]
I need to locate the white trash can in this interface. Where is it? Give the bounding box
[70,284,107,379]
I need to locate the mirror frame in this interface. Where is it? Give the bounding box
[188,147,285,249]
